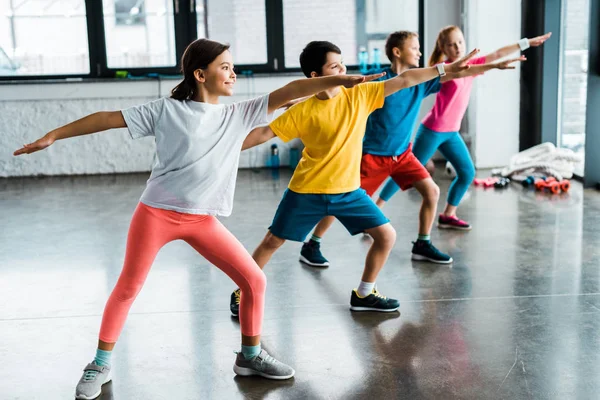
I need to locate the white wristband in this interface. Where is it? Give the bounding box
[436,63,446,77]
[518,38,530,51]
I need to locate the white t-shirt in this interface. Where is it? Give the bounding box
[121,95,272,216]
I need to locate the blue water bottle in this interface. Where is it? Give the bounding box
[269,144,280,169]
[358,47,369,73]
[289,147,300,170]
[371,48,381,70]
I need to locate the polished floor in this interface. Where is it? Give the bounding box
[1,168,599,400]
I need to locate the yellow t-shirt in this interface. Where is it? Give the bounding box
[270,81,385,194]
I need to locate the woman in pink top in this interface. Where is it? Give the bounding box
[379,26,551,230]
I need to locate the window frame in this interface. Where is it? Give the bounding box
[0,0,423,81]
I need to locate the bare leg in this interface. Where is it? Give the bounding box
[411,178,440,236]
[252,231,286,269]
[443,204,458,218]
[361,223,396,282]
[312,216,336,238]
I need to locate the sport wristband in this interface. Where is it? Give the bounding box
[518,38,530,51]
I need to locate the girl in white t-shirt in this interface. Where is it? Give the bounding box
[14,38,382,399]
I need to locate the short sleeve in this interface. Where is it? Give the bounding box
[121,98,165,139]
[233,94,274,132]
[269,107,301,143]
[356,81,385,112]
[424,76,442,96]
[468,56,487,66]
[465,56,488,78]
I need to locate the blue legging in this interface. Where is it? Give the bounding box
[379,124,475,206]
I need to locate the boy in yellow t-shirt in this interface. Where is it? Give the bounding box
[230,41,477,314]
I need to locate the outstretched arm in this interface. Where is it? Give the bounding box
[384,48,480,97]
[440,55,526,82]
[242,126,276,151]
[14,111,126,155]
[484,32,551,63]
[267,73,384,114]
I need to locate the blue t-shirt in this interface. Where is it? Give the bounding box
[362,67,441,156]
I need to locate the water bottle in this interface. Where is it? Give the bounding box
[371,48,381,70]
[358,47,369,73]
[269,144,280,169]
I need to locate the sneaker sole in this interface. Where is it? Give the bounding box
[75,373,112,400]
[349,306,400,312]
[299,255,330,267]
[438,223,472,231]
[233,364,295,380]
[411,253,453,264]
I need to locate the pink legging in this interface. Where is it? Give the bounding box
[99,203,266,342]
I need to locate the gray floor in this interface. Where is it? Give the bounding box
[1,168,599,400]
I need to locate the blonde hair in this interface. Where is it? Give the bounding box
[428,25,462,67]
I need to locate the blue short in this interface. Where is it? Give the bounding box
[269,188,390,242]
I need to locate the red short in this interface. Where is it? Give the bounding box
[360,145,431,196]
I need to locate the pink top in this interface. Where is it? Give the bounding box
[421,56,487,132]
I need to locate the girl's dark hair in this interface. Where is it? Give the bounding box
[299,41,342,78]
[385,31,419,62]
[171,39,230,101]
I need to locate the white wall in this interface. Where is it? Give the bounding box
[0,76,300,177]
[465,0,522,168]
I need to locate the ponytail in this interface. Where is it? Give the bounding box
[171,78,195,101]
[428,45,445,67]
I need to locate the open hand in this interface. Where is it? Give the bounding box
[496,55,527,70]
[13,134,55,156]
[445,48,480,73]
[529,32,552,47]
[340,72,386,88]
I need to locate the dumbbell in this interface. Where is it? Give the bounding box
[521,176,536,187]
[494,177,511,188]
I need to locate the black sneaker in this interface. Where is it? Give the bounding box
[230,288,240,317]
[350,288,399,312]
[299,241,330,267]
[411,240,453,264]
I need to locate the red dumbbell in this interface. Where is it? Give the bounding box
[474,177,498,187]
[535,179,561,194]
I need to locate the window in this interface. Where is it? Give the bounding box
[115,0,146,26]
[0,0,422,79]
[558,0,589,176]
[0,0,90,76]
[103,0,176,69]
[196,0,268,65]
[282,0,419,68]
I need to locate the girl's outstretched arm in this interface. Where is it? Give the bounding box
[266,72,385,114]
[14,111,126,156]
[441,55,526,82]
[484,32,551,63]
[383,48,480,97]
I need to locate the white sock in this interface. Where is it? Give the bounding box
[357,281,375,297]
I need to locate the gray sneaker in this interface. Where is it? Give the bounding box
[233,349,295,380]
[75,362,112,399]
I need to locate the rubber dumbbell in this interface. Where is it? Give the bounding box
[494,177,510,188]
[521,176,536,187]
